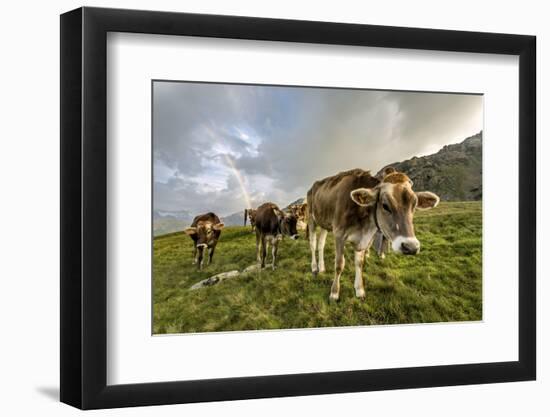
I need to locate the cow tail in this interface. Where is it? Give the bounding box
[244,209,248,226]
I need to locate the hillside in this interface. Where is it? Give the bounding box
[153,201,482,334]
[153,209,194,236]
[153,132,482,235]
[377,132,482,201]
[221,211,246,227]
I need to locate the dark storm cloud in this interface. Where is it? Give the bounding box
[153,81,482,216]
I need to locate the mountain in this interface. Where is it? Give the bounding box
[377,132,482,201]
[286,197,305,207]
[154,208,250,234]
[221,211,246,227]
[153,209,194,236]
[153,209,193,221]
[154,133,481,236]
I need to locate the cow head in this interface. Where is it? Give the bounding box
[350,168,439,255]
[279,213,300,240]
[288,203,308,230]
[245,208,257,226]
[184,221,225,248]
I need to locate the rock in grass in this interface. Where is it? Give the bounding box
[189,263,276,290]
[242,264,262,274]
[189,270,240,290]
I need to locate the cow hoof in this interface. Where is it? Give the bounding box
[355,288,366,299]
[329,293,339,303]
[318,268,326,274]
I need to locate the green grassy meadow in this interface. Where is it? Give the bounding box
[153,201,482,334]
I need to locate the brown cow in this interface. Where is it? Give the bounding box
[286,202,308,231]
[184,212,224,270]
[244,208,257,232]
[307,168,439,301]
[255,202,299,270]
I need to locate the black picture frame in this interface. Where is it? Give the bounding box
[60,6,536,410]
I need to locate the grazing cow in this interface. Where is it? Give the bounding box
[255,202,300,270]
[287,202,308,231]
[244,208,257,232]
[184,212,224,270]
[307,168,439,301]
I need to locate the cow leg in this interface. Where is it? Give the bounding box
[317,228,328,273]
[309,222,318,275]
[208,245,215,265]
[192,244,197,264]
[197,247,204,270]
[260,236,267,269]
[271,239,279,271]
[265,238,271,268]
[330,237,345,301]
[256,232,261,263]
[354,249,366,299]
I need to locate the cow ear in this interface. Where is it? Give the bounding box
[350,188,377,207]
[416,191,440,210]
[384,167,396,176]
[184,227,197,235]
[212,222,225,231]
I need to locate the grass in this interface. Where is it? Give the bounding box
[153,201,482,334]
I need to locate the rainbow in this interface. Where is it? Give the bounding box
[222,153,252,210]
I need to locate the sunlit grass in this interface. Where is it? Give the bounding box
[153,201,482,334]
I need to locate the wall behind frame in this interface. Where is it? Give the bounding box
[0,0,545,416]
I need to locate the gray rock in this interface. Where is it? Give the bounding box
[189,270,240,290]
[189,262,278,290]
[242,264,261,273]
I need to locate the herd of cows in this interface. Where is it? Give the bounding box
[183,167,440,300]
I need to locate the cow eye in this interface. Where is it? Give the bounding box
[382,203,392,213]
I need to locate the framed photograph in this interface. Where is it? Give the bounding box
[60,7,536,409]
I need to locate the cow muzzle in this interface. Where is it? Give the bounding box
[196,243,208,249]
[392,236,420,255]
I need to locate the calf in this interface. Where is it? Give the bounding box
[255,202,299,270]
[307,168,439,301]
[184,212,224,270]
[244,208,257,232]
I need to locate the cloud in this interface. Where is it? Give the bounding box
[153,81,482,215]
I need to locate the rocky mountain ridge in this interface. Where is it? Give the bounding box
[377,132,482,201]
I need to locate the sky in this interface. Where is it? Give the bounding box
[153,81,483,217]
